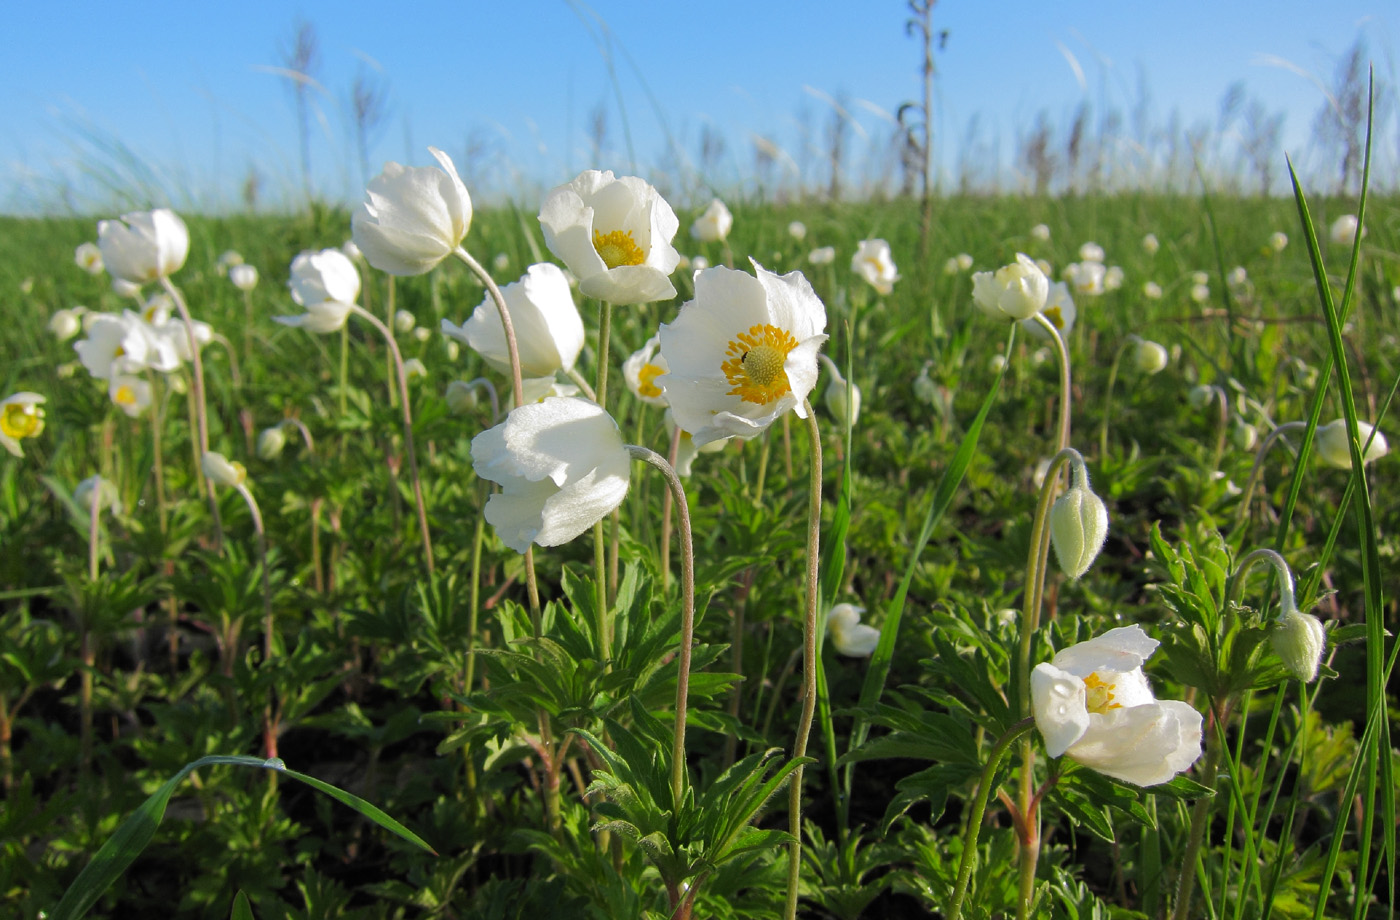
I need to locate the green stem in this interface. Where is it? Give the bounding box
[160,276,222,549]
[949,718,1036,920]
[1173,701,1226,920]
[784,402,823,920]
[338,326,349,416]
[1097,341,1131,460]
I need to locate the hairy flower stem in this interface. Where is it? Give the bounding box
[594,302,615,647]
[784,403,823,920]
[627,446,695,804]
[1173,702,1226,920]
[1230,548,1298,618]
[160,277,222,548]
[659,425,682,592]
[349,305,434,576]
[949,718,1036,920]
[1234,421,1307,530]
[231,482,275,760]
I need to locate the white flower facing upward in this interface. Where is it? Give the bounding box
[471,396,631,554]
[0,392,45,457]
[442,262,585,380]
[1079,241,1106,263]
[691,198,734,242]
[352,146,473,276]
[1315,419,1389,469]
[657,261,827,446]
[277,249,362,334]
[851,239,899,295]
[623,334,670,407]
[538,169,681,304]
[97,209,190,285]
[827,604,880,657]
[972,254,1049,322]
[109,375,152,418]
[202,451,247,488]
[75,311,180,379]
[1031,625,1203,786]
[1064,261,1106,296]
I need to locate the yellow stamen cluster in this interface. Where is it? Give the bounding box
[637,363,665,399]
[1083,672,1121,714]
[1043,305,1064,330]
[1,403,43,440]
[593,229,646,269]
[721,324,798,406]
[114,385,137,407]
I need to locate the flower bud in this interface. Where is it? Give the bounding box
[446,380,479,415]
[824,375,861,427]
[788,221,807,241]
[1232,419,1259,452]
[1188,385,1214,410]
[74,475,121,516]
[1316,419,1389,469]
[1141,233,1159,255]
[972,253,1049,321]
[202,451,247,488]
[229,263,259,292]
[1133,340,1169,374]
[1268,231,1288,252]
[1271,611,1326,682]
[404,358,428,381]
[257,425,288,460]
[1031,223,1050,242]
[49,308,85,341]
[394,309,416,333]
[1050,480,1109,579]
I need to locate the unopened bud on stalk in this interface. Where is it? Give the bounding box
[1271,611,1326,683]
[257,425,288,460]
[1133,339,1169,374]
[1049,461,1109,579]
[202,451,247,488]
[446,380,479,415]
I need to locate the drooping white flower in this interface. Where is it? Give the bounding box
[658,260,828,446]
[442,262,585,380]
[623,334,669,407]
[1329,214,1363,246]
[229,264,259,292]
[913,361,937,405]
[257,425,288,460]
[1315,419,1388,469]
[1031,223,1051,242]
[109,374,152,417]
[973,254,1049,322]
[851,239,899,295]
[394,309,416,333]
[74,242,104,275]
[827,604,880,657]
[809,246,836,266]
[538,169,681,303]
[817,354,861,427]
[0,392,45,457]
[97,209,189,285]
[471,396,631,553]
[445,380,480,415]
[404,358,428,381]
[1133,340,1169,374]
[788,221,808,241]
[1268,231,1289,253]
[690,198,734,242]
[352,147,473,276]
[277,249,361,334]
[202,451,247,488]
[1021,280,1075,339]
[74,475,121,516]
[49,307,86,341]
[1031,625,1203,786]
[1140,234,1159,255]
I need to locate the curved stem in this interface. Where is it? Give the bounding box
[660,424,683,592]
[1230,548,1298,619]
[1234,422,1306,530]
[279,418,316,455]
[627,445,695,805]
[564,365,598,402]
[949,718,1037,920]
[159,277,222,548]
[784,402,823,920]
[454,247,524,409]
[350,304,434,576]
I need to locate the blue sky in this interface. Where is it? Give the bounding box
[2,1,1394,213]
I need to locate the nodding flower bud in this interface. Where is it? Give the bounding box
[1049,461,1109,579]
[1271,611,1326,683]
[1188,385,1215,410]
[446,380,480,415]
[202,451,247,488]
[1133,339,1169,374]
[257,425,288,460]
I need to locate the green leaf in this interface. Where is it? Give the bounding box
[230,891,254,920]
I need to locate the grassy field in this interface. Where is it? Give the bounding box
[0,187,1396,919]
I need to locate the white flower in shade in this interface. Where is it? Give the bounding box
[217,250,244,275]
[1272,612,1327,683]
[111,278,143,299]
[851,239,899,295]
[0,392,45,457]
[1190,283,1210,304]
[942,257,961,276]
[623,334,669,407]
[690,198,734,242]
[1049,472,1109,579]
[691,255,710,271]
[1031,625,1203,786]
[1187,385,1215,410]
[75,311,178,379]
[956,253,974,271]
[827,603,880,657]
[413,327,431,343]
[1078,242,1105,263]
[493,252,511,273]
[352,146,473,276]
[989,353,1008,373]
[109,375,151,417]
[973,254,1049,322]
[1141,234,1159,255]
[1268,231,1289,253]
[1227,266,1248,287]
[402,358,426,381]
[1316,419,1388,469]
[520,376,579,404]
[471,396,631,553]
[1022,281,1075,339]
[913,361,937,405]
[538,169,681,303]
[1133,340,1169,374]
[341,240,362,261]
[277,249,361,333]
[1191,271,1210,286]
[152,315,212,365]
[817,354,861,426]
[442,262,585,380]
[97,209,189,285]
[229,264,259,292]
[1329,214,1363,246]
[788,221,808,241]
[257,425,288,460]
[394,309,416,333]
[663,408,727,476]
[49,307,86,341]
[74,475,121,516]
[1104,265,1124,292]
[1031,223,1051,242]
[1065,261,1106,296]
[809,246,836,266]
[74,242,104,275]
[1142,281,1163,300]
[445,380,480,415]
[658,261,828,446]
[202,451,247,488]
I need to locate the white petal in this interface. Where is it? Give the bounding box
[1067,700,1203,786]
[1052,624,1158,677]
[1031,663,1090,758]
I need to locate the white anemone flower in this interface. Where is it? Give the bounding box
[1031,223,1051,242]
[657,260,828,446]
[471,396,631,553]
[202,451,247,488]
[229,264,259,292]
[1031,625,1203,786]
[74,242,104,275]
[691,198,734,242]
[1064,261,1106,296]
[1316,419,1388,469]
[0,392,46,457]
[1021,281,1075,339]
[827,604,880,657]
[788,221,807,241]
[851,239,899,295]
[1268,231,1289,253]
[1329,214,1363,246]
[442,262,584,379]
[97,209,189,285]
[75,311,178,379]
[109,375,152,417]
[1078,241,1105,263]
[973,254,1049,322]
[352,146,473,276]
[49,307,87,341]
[538,169,681,304]
[1141,234,1160,255]
[809,246,836,266]
[277,249,361,333]
[623,334,670,407]
[817,354,861,427]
